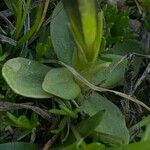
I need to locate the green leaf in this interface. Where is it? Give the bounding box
[0,142,37,150]
[60,141,78,150]
[84,143,105,150]
[7,113,28,128]
[51,117,68,134]
[36,42,49,59]
[81,92,129,145]
[2,57,51,98]
[106,141,150,150]
[92,54,127,88]
[63,142,105,150]
[93,11,103,61]
[78,0,97,47]
[51,2,75,65]
[76,110,106,138]
[42,68,81,100]
[6,112,39,129]
[3,0,17,13]
[110,40,146,55]
[142,0,150,13]
[63,0,103,63]
[109,39,145,79]
[103,4,130,45]
[66,111,105,145]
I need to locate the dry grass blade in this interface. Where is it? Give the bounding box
[133,52,150,59]
[0,34,17,46]
[0,12,15,31]
[34,0,51,35]
[0,101,51,121]
[133,62,150,93]
[58,61,150,112]
[43,134,59,150]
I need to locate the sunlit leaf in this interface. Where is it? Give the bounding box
[2,57,51,98]
[42,68,81,100]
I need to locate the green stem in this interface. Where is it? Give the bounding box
[14,0,31,38]
[14,0,23,37]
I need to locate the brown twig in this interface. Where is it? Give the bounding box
[0,101,51,121]
[34,0,51,35]
[43,134,59,150]
[59,60,150,112]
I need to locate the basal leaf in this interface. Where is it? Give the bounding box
[81,92,129,145]
[51,2,75,65]
[76,110,106,138]
[42,68,81,100]
[2,57,51,98]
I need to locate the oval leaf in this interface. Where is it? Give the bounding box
[81,92,129,145]
[2,57,51,98]
[51,2,75,65]
[42,68,81,100]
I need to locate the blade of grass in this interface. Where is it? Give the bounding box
[14,0,31,38]
[13,0,23,37]
[33,0,51,36]
[0,34,17,46]
[16,4,43,48]
[0,12,15,32]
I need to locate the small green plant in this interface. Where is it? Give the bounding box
[0,0,150,149]
[4,112,39,140]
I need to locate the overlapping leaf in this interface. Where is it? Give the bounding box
[42,68,81,100]
[2,57,51,98]
[81,92,129,145]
